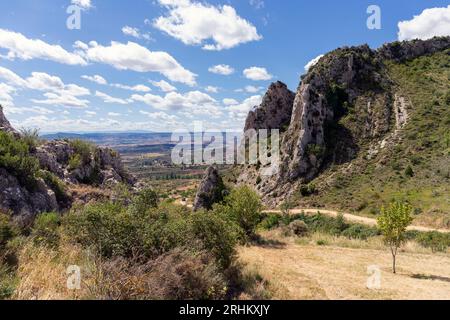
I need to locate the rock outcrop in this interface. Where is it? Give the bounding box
[0,107,135,223]
[378,36,450,62]
[193,166,226,211]
[35,141,134,186]
[0,105,20,136]
[244,81,295,132]
[239,37,450,205]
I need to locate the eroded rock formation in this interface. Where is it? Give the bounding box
[193,166,226,211]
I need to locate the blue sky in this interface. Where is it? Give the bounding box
[0,0,449,133]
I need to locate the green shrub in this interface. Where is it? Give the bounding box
[32,212,61,247]
[68,154,82,171]
[62,202,142,258]
[190,210,240,269]
[218,186,263,237]
[299,183,316,196]
[306,144,325,158]
[0,213,15,249]
[38,171,69,204]
[19,128,40,149]
[259,213,282,230]
[404,165,414,177]
[416,232,449,253]
[69,139,93,165]
[341,224,380,240]
[129,188,159,215]
[0,131,39,187]
[289,220,309,237]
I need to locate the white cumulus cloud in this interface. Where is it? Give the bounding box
[150,80,177,92]
[78,40,197,86]
[82,74,107,85]
[208,64,235,75]
[398,5,450,41]
[95,91,130,105]
[122,26,152,41]
[0,29,86,65]
[243,67,272,81]
[71,0,92,10]
[154,0,262,51]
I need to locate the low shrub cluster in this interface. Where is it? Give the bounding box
[0,131,39,188]
[260,212,381,240]
[416,232,450,253]
[19,186,263,300]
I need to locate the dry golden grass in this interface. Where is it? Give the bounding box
[13,241,97,300]
[239,231,450,300]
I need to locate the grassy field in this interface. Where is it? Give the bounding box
[239,230,450,300]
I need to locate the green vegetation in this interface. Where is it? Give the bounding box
[0,185,266,300]
[38,170,69,204]
[378,202,413,273]
[416,231,450,253]
[31,212,61,247]
[295,50,450,225]
[68,139,94,165]
[19,128,40,149]
[0,131,39,188]
[214,185,263,238]
[260,211,380,240]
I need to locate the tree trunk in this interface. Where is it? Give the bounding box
[392,253,396,274]
[390,246,397,274]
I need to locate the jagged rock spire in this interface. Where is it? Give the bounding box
[193,166,226,211]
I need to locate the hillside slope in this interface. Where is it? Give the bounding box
[240,37,450,228]
[0,106,135,224]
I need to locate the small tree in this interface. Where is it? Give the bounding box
[223,186,262,237]
[377,202,413,274]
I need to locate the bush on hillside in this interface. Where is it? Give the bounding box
[31,212,61,247]
[38,171,69,204]
[214,186,263,238]
[416,231,449,253]
[68,139,93,166]
[341,224,380,240]
[0,131,39,188]
[288,220,309,237]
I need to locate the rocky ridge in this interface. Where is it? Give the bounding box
[240,36,450,206]
[0,106,135,224]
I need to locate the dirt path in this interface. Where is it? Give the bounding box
[264,208,450,233]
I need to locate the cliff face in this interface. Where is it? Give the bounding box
[239,37,450,206]
[0,106,135,224]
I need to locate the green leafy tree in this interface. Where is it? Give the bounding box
[377,202,413,273]
[221,186,263,237]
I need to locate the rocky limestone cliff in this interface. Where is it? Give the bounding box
[193,166,226,211]
[0,106,135,224]
[239,37,450,206]
[244,81,295,132]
